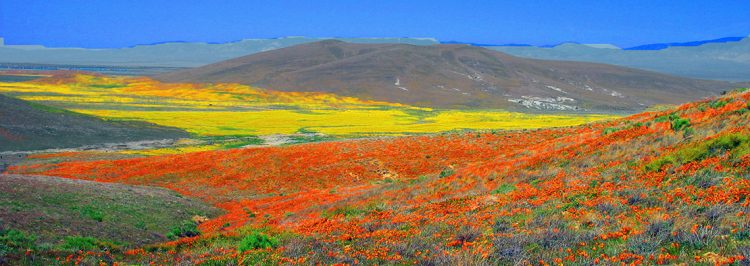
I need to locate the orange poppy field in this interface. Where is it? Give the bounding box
[5,88,750,265]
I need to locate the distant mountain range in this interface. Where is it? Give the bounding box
[623,36,745,50]
[486,36,750,81]
[155,40,737,112]
[0,37,437,67]
[1,36,748,81]
[445,36,746,50]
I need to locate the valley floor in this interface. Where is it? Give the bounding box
[0,73,616,141]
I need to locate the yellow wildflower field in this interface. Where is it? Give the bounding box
[0,74,618,137]
[73,109,613,136]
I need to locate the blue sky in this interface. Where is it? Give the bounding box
[0,0,748,48]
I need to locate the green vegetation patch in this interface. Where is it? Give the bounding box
[602,127,620,135]
[0,175,222,248]
[220,136,264,149]
[238,231,280,253]
[0,228,36,253]
[166,220,201,240]
[671,118,690,131]
[645,133,750,172]
[439,168,455,178]
[323,205,369,219]
[655,113,691,131]
[79,205,105,222]
[287,134,337,144]
[492,183,515,195]
[708,99,729,109]
[321,202,389,220]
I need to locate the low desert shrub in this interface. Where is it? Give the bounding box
[709,99,728,109]
[167,220,200,240]
[80,205,104,222]
[671,117,691,131]
[439,168,455,178]
[602,127,620,135]
[61,236,98,251]
[238,231,280,253]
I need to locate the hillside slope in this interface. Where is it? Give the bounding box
[0,94,188,151]
[6,88,750,264]
[0,174,221,264]
[156,40,736,112]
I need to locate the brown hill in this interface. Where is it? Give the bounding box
[155,40,738,112]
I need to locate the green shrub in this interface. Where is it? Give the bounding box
[645,156,676,172]
[655,113,691,132]
[671,118,691,131]
[80,206,104,222]
[238,232,279,253]
[708,99,728,109]
[166,220,200,240]
[62,236,98,251]
[439,168,455,178]
[492,184,515,195]
[0,229,36,261]
[0,243,8,259]
[602,127,619,135]
[709,133,749,151]
[0,229,36,250]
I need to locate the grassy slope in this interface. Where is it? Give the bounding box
[0,93,188,151]
[0,174,222,264]
[6,89,750,264]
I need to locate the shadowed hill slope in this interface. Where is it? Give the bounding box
[0,94,188,151]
